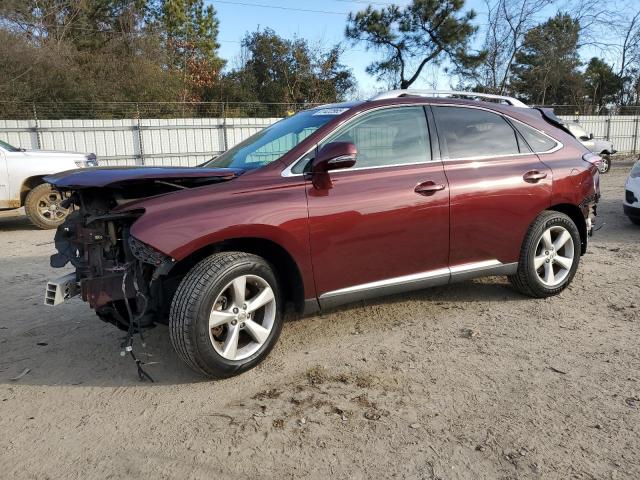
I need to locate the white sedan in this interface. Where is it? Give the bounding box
[0,140,98,228]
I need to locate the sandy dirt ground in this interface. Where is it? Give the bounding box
[0,157,639,479]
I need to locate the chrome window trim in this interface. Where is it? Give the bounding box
[281,102,563,177]
[506,116,563,155]
[441,151,536,162]
[327,154,356,165]
[282,158,431,177]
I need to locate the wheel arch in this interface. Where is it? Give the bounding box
[548,203,587,254]
[167,237,307,315]
[20,175,47,205]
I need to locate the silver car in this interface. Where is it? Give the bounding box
[566,122,616,173]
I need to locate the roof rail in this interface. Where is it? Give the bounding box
[370,89,529,108]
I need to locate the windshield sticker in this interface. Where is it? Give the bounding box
[313,108,349,116]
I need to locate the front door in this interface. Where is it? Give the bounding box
[305,106,450,308]
[432,105,553,270]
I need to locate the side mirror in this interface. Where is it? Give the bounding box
[311,142,357,173]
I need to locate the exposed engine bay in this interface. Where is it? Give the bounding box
[45,168,241,331]
[50,190,169,333]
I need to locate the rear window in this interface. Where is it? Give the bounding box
[516,122,559,153]
[433,106,520,159]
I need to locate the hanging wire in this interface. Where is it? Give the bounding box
[0,101,326,120]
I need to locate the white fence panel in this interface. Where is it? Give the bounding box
[560,115,639,154]
[0,117,281,167]
[225,117,280,148]
[0,120,39,148]
[140,118,227,167]
[36,119,140,166]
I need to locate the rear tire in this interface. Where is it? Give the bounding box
[630,217,640,226]
[24,183,69,229]
[509,211,581,298]
[169,251,283,378]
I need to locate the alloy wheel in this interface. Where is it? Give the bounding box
[533,225,575,287]
[208,274,276,361]
[36,190,67,222]
[599,157,611,174]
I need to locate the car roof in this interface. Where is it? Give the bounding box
[310,95,566,137]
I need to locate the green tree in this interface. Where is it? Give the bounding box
[510,13,583,105]
[219,29,355,115]
[0,0,186,116]
[463,0,554,95]
[157,0,222,63]
[584,57,623,108]
[345,0,483,89]
[155,0,225,101]
[0,0,149,50]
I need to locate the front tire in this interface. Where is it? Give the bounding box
[24,183,69,229]
[169,252,283,378]
[599,155,611,173]
[509,211,581,298]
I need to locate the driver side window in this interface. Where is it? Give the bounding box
[324,106,431,169]
[292,106,431,173]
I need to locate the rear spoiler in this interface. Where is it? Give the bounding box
[535,107,573,136]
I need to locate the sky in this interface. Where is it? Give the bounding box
[208,0,626,98]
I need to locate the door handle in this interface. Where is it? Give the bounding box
[415,181,446,196]
[523,170,548,183]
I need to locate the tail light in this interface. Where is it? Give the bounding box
[582,152,602,169]
[583,152,601,195]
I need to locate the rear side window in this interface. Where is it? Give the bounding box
[515,122,559,153]
[433,106,520,159]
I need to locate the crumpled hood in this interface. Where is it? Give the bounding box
[44,166,244,189]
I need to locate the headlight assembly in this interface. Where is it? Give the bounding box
[75,153,99,168]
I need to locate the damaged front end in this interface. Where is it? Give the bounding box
[43,166,242,331]
[47,191,173,331]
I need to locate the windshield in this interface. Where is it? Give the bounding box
[203,107,349,170]
[0,140,20,152]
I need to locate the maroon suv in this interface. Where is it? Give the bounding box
[45,91,600,378]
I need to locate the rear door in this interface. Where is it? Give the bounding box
[305,105,450,307]
[432,105,552,269]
